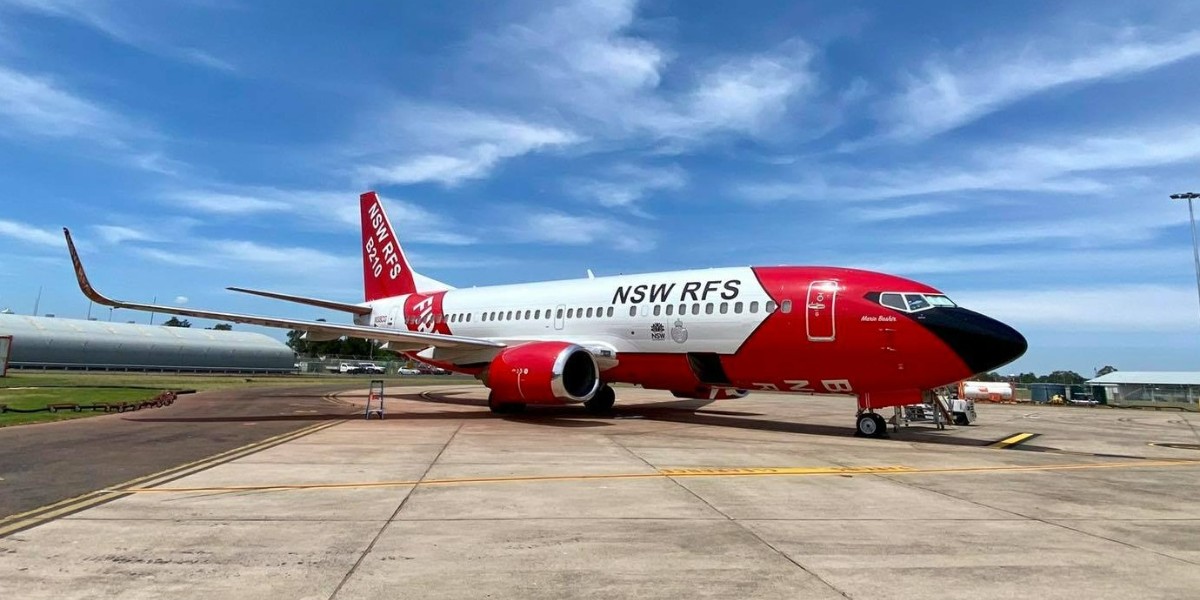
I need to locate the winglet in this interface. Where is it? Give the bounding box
[63,228,122,308]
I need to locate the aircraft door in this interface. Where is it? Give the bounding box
[553,304,565,330]
[806,280,838,341]
[388,306,404,329]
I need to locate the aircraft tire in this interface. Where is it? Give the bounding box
[487,393,526,415]
[855,413,888,438]
[584,385,616,414]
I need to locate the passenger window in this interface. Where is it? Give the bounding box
[606,307,613,317]
[705,303,714,315]
[719,302,728,314]
[678,304,687,315]
[749,301,759,313]
[692,303,700,315]
[653,305,661,316]
[880,293,906,311]
[781,300,792,314]
[628,306,637,317]
[905,294,931,311]
[524,310,531,320]
[467,314,472,322]
[766,301,777,313]
[734,301,743,314]
[665,304,674,316]
[534,310,540,319]
[585,308,593,318]
[509,311,515,320]
[567,308,574,319]
[556,308,564,319]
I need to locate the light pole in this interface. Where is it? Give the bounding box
[1170,192,1200,319]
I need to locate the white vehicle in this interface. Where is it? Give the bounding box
[396,367,422,375]
[356,362,385,374]
[336,363,362,374]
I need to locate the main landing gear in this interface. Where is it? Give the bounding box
[855,411,888,438]
[584,385,616,414]
[487,392,526,415]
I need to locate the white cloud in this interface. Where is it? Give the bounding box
[93,224,159,245]
[878,29,1200,142]
[956,285,1200,333]
[0,0,237,73]
[135,239,355,273]
[848,201,958,222]
[0,65,129,140]
[352,0,817,189]
[514,212,655,252]
[570,164,687,212]
[0,219,61,247]
[355,107,581,186]
[167,187,476,246]
[474,1,816,143]
[846,247,1194,277]
[174,295,188,304]
[740,124,1200,203]
[167,191,293,215]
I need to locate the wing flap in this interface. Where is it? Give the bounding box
[63,229,503,351]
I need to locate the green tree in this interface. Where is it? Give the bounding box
[1096,365,1118,377]
[162,317,192,328]
[1041,370,1085,384]
[208,323,233,331]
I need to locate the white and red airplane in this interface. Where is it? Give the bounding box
[64,192,1026,437]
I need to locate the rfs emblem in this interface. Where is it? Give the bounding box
[671,319,688,343]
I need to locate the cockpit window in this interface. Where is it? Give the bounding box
[904,294,930,311]
[876,292,956,313]
[924,294,956,308]
[879,293,906,311]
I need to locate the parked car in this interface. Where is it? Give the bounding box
[397,367,422,375]
[356,362,386,375]
[336,363,363,374]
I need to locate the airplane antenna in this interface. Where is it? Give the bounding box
[586,269,595,279]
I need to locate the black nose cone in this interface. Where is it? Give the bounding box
[913,308,1028,375]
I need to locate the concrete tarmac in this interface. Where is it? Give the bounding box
[2,385,1199,599]
[0,384,356,519]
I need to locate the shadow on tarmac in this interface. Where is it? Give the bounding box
[400,391,996,447]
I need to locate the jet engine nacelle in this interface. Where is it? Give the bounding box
[671,387,750,400]
[483,341,600,405]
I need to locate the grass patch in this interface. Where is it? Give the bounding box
[0,371,479,427]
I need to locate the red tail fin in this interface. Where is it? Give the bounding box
[360,191,417,301]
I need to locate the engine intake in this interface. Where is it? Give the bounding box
[484,342,600,404]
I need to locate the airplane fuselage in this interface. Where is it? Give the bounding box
[360,265,1026,402]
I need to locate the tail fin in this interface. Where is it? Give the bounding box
[360,191,418,301]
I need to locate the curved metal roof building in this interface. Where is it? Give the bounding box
[0,314,295,372]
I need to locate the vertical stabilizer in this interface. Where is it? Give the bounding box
[360,191,418,301]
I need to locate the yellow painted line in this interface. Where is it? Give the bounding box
[0,420,343,538]
[116,458,1200,495]
[989,432,1036,449]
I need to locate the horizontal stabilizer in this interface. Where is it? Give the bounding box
[226,287,372,316]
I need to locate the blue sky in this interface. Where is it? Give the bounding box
[2,0,1199,375]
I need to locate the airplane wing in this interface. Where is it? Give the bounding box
[63,229,504,352]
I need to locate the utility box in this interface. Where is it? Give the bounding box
[0,335,11,377]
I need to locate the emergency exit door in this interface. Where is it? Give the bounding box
[806,280,838,341]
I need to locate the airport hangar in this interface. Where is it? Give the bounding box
[0,313,295,373]
[1087,371,1200,411]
